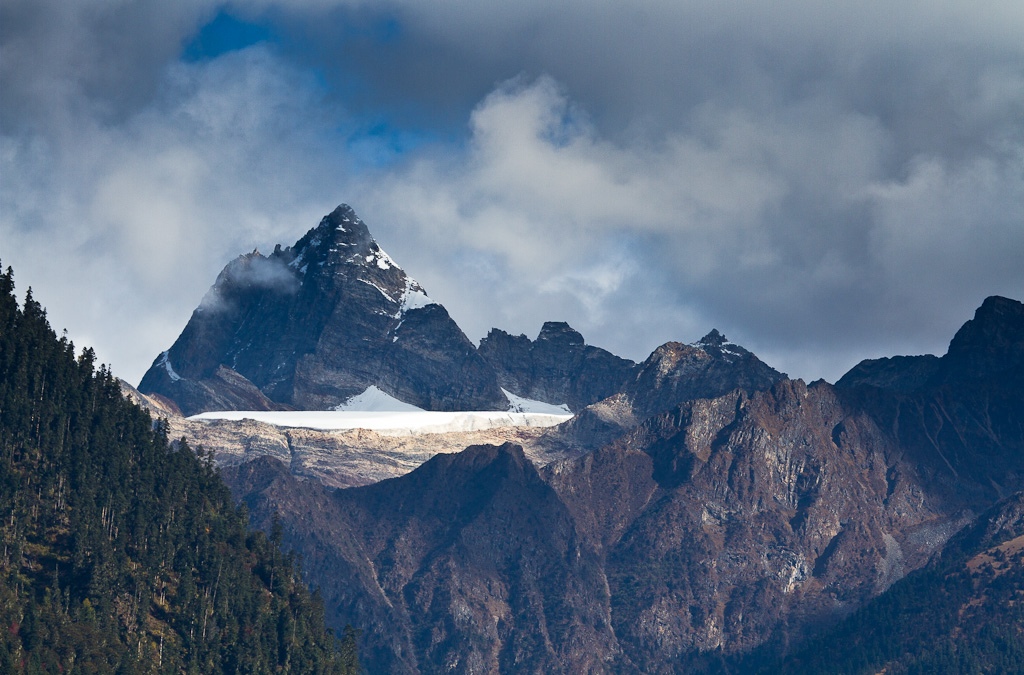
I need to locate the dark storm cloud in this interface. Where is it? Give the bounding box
[0,0,214,131]
[2,0,1022,384]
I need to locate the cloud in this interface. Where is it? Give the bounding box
[199,252,300,313]
[1,44,352,381]
[2,0,1023,386]
[356,72,1023,378]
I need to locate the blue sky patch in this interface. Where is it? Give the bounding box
[182,11,276,62]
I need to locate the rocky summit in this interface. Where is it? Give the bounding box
[139,205,649,417]
[139,205,508,415]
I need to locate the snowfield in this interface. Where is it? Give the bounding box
[188,409,572,436]
[189,385,573,436]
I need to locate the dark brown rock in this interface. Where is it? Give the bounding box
[834,354,941,392]
[226,444,625,674]
[554,330,786,452]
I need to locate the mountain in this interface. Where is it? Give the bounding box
[836,295,1024,508]
[553,329,786,452]
[139,205,785,424]
[772,490,1024,673]
[221,296,1024,673]
[619,329,784,420]
[129,204,1024,672]
[836,295,1024,392]
[227,444,617,673]
[0,266,356,673]
[478,322,636,412]
[139,205,508,415]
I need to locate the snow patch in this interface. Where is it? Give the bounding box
[359,278,396,302]
[397,277,434,315]
[359,246,397,271]
[692,335,745,361]
[189,409,573,436]
[502,388,572,414]
[374,247,396,270]
[332,386,424,412]
[158,351,181,382]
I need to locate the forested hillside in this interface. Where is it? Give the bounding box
[0,264,358,673]
[769,492,1024,674]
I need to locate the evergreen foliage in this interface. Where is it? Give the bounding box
[0,265,360,673]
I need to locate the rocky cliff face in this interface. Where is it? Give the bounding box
[227,444,620,674]
[219,296,1024,673]
[139,205,508,414]
[478,322,636,412]
[545,379,959,669]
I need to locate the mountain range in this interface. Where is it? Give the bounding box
[135,206,1024,672]
[139,204,637,416]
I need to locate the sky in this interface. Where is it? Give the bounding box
[2,0,1023,386]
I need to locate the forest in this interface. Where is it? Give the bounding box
[0,263,359,673]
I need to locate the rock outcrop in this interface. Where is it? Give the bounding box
[555,330,786,452]
[478,322,636,412]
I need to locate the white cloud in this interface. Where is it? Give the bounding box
[1,45,351,381]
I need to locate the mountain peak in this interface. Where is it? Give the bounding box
[140,204,508,414]
[948,295,1024,353]
[287,204,385,272]
[836,295,1024,391]
[941,295,1024,382]
[320,204,370,239]
[478,322,635,412]
[537,321,585,346]
[620,335,784,420]
[695,328,728,347]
